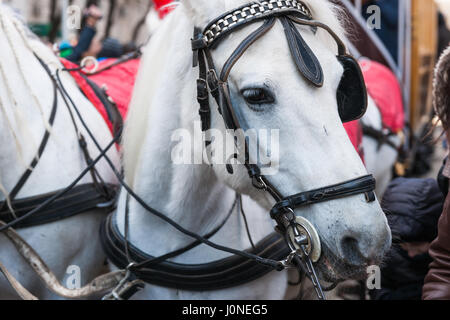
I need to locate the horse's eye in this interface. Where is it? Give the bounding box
[241,88,274,105]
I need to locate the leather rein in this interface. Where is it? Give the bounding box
[0,54,117,228]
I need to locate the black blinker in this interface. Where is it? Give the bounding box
[336,55,368,123]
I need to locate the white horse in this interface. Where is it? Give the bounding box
[0,5,120,299]
[361,97,401,197]
[109,0,391,300]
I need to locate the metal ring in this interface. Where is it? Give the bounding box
[285,216,321,263]
[80,56,99,74]
[126,262,137,271]
[252,176,267,190]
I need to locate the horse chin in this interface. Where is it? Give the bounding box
[315,246,370,282]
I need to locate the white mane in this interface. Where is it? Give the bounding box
[0,4,62,204]
[123,0,347,186]
[0,4,61,148]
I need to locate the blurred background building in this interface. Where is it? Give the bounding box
[1,0,151,44]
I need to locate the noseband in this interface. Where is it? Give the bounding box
[192,0,376,298]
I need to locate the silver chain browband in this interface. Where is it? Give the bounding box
[202,0,312,46]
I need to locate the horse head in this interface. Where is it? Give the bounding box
[184,0,391,282]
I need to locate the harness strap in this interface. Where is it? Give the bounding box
[362,124,399,151]
[125,193,239,270]
[100,214,290,291]
[0,127,121,233]
[0,59,58,214]
[81,75,124,138]
[86,51,141,76]
[0,183,117,229]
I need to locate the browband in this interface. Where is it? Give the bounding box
[200,0,312,48]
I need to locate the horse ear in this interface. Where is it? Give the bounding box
[182,0,225,26]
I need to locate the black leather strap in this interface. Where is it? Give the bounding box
[0,57,58,213]
[270,175,376,220]
[280,17,323,87]
[362,124,398,151]
[220,18,277,81]
[100,214,290,291]
[0,184,117,229]
[81,74,124,139]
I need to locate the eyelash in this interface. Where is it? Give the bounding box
[241,88,275,106]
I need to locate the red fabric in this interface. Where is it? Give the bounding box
[60,58,140,134]
[359,59,405,133]
[60,58,113,133]
[88,58,140,119]
[344,120,364,162]
[153,0,175,18]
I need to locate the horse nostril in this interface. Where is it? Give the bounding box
[340,236,366,266]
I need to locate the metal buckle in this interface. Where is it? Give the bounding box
[191,34,208,51]
[102,263,141,301]
[278,250,298,269]
[207,69,219,92]
[96,199,116,209]
[252,175,267,190]
[197,79,208,102]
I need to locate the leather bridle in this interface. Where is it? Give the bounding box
[191,0,377,298]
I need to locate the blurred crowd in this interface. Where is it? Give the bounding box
[58,2,137,63]
[354,0,450,300]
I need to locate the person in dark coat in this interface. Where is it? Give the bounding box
[423,45,450,300]
[65,5,103,63]
[65,4,133,63]
[369,178,444,300]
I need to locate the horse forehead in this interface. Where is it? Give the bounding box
[218,23,342,88]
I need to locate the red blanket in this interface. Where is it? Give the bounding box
[359,59,405,133]
[60,58,140,134]
[344,121,364,162]
[153,0,175,18]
